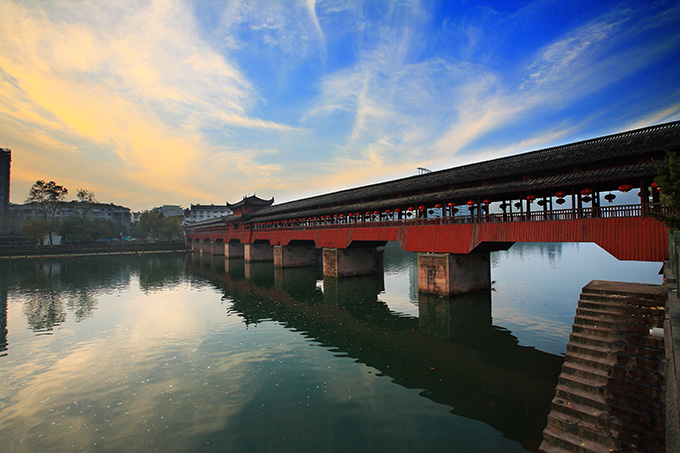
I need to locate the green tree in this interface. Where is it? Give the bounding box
[58,217,92,243]
[649,151,680,230]
[20,218,51,246]
[160,216,183,240]
[26,180,68,245]
[138,210,165,240]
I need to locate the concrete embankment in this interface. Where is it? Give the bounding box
[0,243,190,260]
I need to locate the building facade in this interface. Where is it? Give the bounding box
[0,149,10,233]
[185,204,232,223]
[8,201,132,233]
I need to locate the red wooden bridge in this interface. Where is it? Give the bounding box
[186,121,679,294]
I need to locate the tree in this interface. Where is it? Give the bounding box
[20,218,51,246]
[26,180,68,245]
[138,210,165,240]
[75,188,96,224]
[649,150,680,230]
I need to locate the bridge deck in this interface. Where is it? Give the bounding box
[188,204,669,262]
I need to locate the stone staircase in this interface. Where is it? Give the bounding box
[539,280,666,453]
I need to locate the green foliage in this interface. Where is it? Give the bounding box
[58,217,125,243]
[26,180,69,245]
[20,218,51,245]
[649,151,680,230]
[137,211,183,240]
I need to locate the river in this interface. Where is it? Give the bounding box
[0,243,662,452]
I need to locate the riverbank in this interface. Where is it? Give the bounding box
[0,242,189,259]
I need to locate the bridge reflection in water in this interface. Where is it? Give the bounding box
[187,251,563,451]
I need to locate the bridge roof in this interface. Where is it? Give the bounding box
[186,121,679,229]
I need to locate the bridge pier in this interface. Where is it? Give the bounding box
[245,242,274,262]
[322,247,383,277]
[211,240,225,256]
[418,290,492,339]
[225,242,245,259]
[417,252,491,296]
[201,240,212,254]
[274,244,319,268]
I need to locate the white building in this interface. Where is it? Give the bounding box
[185,204,232,223]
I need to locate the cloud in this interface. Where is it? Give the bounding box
[0,0,295,206]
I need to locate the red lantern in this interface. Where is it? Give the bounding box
[618,184,633,192]
[407,207,414,211]
[385,209,391,213]
[482,199,491,205]
[555,191,567,198]
[434,204,442,209]
[467,200,475,206]
[418,205,426,210]
[394,208,401,213]
[366,211,371,216]
[526,194,536,202]
[580,188,594,195]
[374,210,380,215]
[447,202,454,207]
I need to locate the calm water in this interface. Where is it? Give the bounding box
[0,243,662,452]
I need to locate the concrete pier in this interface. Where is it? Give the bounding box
[417,252,491,296]
[322,247,383,277]
[274,244,318,268]
[245,242,274,262]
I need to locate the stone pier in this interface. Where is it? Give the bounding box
[225,242,245,259]
[211,241,225,256]
[245,242,274,262]
[322,247,383,277]
[417,252,491,296]
[274,244,319,268]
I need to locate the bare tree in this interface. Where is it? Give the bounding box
[75,188,97,224]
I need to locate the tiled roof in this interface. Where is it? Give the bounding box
[245,121,678,222]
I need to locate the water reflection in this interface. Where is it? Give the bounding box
[187,254,562,451]
[0,255,187,340]
[1,270,7,356]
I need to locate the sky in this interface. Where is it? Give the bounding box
[1,0,679,212]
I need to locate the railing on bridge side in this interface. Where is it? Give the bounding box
[189,203,670,234]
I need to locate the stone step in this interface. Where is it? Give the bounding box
[581,281,666,301]
[541,425,612,453]
[575,306,664,327]
[579,292,665,307]
[554,383,664,422]
[574,314,659,335]
[563,351,663,381]
[568,332,664,358]
[550,397,665,441]
[570,325,664,349]
[558,369,663,403]
[577,296,664,314]
[547,411,627,451]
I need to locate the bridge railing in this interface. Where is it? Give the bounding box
[190,203,670,234]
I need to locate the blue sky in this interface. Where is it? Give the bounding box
[1,0,679,211]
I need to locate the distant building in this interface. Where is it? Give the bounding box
[0,148,10,233]
[152,205,185,218]
[185,204,232,223]
[8,201,132,233]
